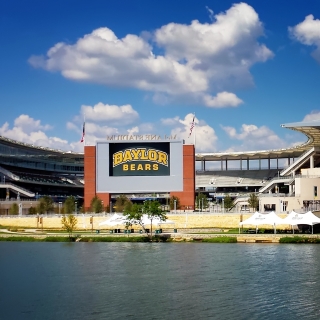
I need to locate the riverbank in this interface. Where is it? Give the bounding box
[0,213,291,230]
[1,231,320,243]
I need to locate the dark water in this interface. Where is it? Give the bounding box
[1,243,320,320]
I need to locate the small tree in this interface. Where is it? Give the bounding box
[248,193,259,212]
[169,196,180,210]
[124,200,167,241]
[90,196,103,213]
[64,196,76,214]
[195,193,208,211]
[28,206,37,215]
[223,195,234,211]
[37,196,54,214]
[115,195,132,212]
[61,214,78,239]
[9,203,19,215]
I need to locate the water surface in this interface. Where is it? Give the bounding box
[0,243,320,320]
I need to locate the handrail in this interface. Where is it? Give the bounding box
[0,165,20,181]
[0,182,35,197]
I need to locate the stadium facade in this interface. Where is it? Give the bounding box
[1,120,320,214]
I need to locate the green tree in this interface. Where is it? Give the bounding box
[223,195,234,211]
[37,196,54,214]
[64,196,76,214]
[90,196,103,213]
[169,195,180,210]
[196,193,208,211]
[61,214,78,239]
[124,200,167,240]
[9,203,19,215]
[28,206,37,215]
[248,193,259,212]
[115,195,132,212]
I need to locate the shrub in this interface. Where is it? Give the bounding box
[200,237,237,243]
[280,236,320,244]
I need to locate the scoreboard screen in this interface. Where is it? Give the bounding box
[109,142,170,176]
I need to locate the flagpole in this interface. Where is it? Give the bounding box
[193,113,196,148]
[83,113,86,146]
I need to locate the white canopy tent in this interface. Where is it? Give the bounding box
[99,213,126,227]
[239,211,284,234]
[280,211,320,234]
[99,214,175,232]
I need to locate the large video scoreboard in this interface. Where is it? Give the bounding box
[96,140,183,193]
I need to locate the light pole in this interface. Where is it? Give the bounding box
[201,198,204,212]
[185,205,188,227]
[222,198,224,213]
[59,202,62,215]
[75,201,77,215]
[174,199,176,214]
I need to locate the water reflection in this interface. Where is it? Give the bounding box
[0,243,320,319]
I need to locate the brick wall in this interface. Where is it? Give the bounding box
[171,144,195,209]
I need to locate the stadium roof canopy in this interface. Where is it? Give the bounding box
[195,120,320,161]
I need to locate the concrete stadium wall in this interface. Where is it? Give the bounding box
[0,213,289,230]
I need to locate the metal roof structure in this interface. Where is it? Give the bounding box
[195,120,320,162]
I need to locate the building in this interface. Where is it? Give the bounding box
[1,120,320,214]
[84,138,195,211]
[0,136,84,214]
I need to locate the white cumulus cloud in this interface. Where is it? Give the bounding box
[289,14,320,63]
[203,92,243,108]
[29,3,273,107]
[80,102,139,125]
[302,110,320,122]
[221,123,287,151]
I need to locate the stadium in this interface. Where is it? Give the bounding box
[1,120,320,215]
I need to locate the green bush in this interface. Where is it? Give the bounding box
[79,236,150,242]
[43,236,71,242]
[0,236,38,242]
[280,236,320,244]
[200,237,237,243]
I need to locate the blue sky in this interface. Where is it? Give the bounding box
[1,0,320,153]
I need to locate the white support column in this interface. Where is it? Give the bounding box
[310,155,314,169]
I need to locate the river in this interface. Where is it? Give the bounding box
[0,242,320,319]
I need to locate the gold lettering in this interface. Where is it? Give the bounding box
[123,164,128,171]
[152,164,158,170]
[137,164,143,170]
[131,149,140,160]
[145,164,151,170]
[113,152,123,166]
[123,149,133,162]
[148,149,157,161]
[139,148,148,160]
[157,151,168,166]
[130,164,135,171]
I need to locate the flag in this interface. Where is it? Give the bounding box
[80,122,85,142]
[188,116,195,137]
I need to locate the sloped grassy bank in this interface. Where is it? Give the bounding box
[279,236,320,243]
[0,235,171,242]
[1,235,320,243]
